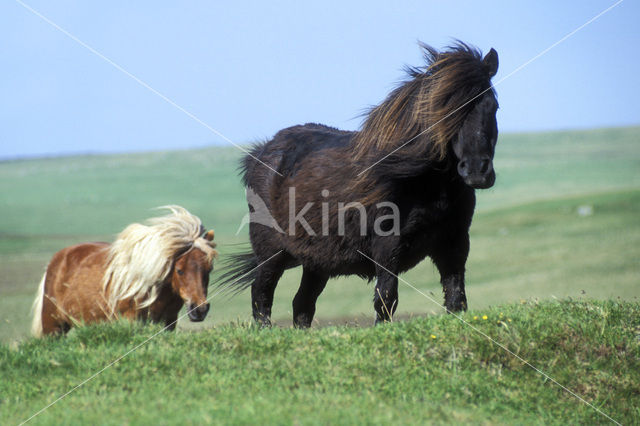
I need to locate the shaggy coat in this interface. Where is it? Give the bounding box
[218,42,499,327]
[31,206,217,336]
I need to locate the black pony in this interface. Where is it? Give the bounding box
[218,42,499,327]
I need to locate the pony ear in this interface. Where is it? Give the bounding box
[483,48,498,78]
[204,230,215,241]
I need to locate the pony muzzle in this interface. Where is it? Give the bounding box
[457,158,495,189]
[187,302,210,322]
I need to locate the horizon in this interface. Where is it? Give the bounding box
[2,1,639,158]
[1,124,637,162]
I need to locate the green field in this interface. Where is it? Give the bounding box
[1,127,638,342]
[1,300,639,424]
[1,126,639,423]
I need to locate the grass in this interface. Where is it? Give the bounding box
[1,300,639,424]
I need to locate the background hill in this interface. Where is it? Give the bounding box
[1,126,639,342]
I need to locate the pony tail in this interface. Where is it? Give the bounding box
[214,251,259,295]
[30,270,47,337]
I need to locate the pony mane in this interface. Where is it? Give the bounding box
[353,41,495,161]
[103,206,217,312]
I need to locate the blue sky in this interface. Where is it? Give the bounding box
[1,1,638,158]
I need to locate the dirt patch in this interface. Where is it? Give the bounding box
[273,313,431,329]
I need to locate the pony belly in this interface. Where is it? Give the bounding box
[60,285,112,326]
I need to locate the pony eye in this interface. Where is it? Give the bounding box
[177,269,184,276]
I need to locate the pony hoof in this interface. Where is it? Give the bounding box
[293,313,314,329]
[254,318,272,328]
[374,317,392,326]
[445,301,467,313]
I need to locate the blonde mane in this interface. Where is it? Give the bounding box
[102,206,217,313]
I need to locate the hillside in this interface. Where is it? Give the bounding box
[1,300,638,424]
[0,126,639,342]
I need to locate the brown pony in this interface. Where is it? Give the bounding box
[31,206,218,337]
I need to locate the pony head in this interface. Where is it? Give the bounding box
[173,229,217,322]
[451,48,499,189]
[103,206,218,320]
[352,42,500,197]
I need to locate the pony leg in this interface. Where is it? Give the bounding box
[36,281,71,336]
[40,298,71,336]
[432,235,470,312]
[373,268,399,324]
[441,273,467,312]
[32,272,70,336]
[251,262,284,327]
[292,268,328,328]
[164,315,178,331]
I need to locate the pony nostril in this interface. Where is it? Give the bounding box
[457,160,468,177]
[187,303,209,321]
[480,159,491,174]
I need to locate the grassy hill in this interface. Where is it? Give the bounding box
[1,300,638,424]
[1,126,639,342]
[1,126,639,424]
